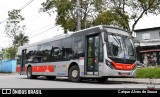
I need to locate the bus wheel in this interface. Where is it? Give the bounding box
[27,67,37,79]
[69,65,81,82]
[96,77,108,83]
[46,76,56,80]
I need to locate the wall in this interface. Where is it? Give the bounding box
[0,60,17,73]
[136,29,160,42]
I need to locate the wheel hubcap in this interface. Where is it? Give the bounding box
[72,70,78,78]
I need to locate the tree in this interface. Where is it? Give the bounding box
[103,0,160,32]
[4,9,25,39]
[129,0,160,32]
[13,33,29,47]
[93,10,129,30]
[40,0,103,33]
[3,9,28,60]
[96,0,130,31]
[40,0,160,34]
[3,47,17,60]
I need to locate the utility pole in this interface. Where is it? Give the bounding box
[76,0,81,31]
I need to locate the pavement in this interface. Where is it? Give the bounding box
[109,78,160,84]
[0,73,160,84]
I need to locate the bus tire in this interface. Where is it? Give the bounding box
[96,77,108,83]
[46,76,56,80]
[27,67,37,79]
[69,65,81,82]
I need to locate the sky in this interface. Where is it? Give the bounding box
[0,0,160,49]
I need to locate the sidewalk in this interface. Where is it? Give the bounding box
[109,78,160,84]
[0,72,18,76]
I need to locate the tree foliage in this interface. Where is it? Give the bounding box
[4,9,25,39]
[106,0,160,31]
[3,47,17,60]
[93,10,129,30]
[40,0,160,33]
[3,9,29,60]
[129,0,160,31]
[40,0,103,33]
[13,33,29,47]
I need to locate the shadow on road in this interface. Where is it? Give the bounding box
[20,76,147,85]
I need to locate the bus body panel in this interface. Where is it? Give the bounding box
[24,60,85,77]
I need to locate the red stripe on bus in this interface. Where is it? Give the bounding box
[111,61,135,70]
[16,65,27,73]
[25,67,27,72]
[48,65,54,72]
[16,66,20,72]
[16,65,54,73]
[32,65,54,73]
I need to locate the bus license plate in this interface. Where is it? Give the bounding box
[121,73,128,76]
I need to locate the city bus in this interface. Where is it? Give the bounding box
[16,25,137,82]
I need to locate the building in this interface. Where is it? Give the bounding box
[134,27,160,66]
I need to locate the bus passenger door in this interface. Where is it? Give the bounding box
[20,49,26,74]
[86,34,99,76]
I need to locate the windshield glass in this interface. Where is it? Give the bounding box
[107,34,136,63]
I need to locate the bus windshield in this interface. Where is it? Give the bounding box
[106,34,136,63]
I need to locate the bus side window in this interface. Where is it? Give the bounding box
[73,36,82,59]
[42,42,52,62]
[36,44,43,62]
[53,47,61,61]
[51,40,62,61]
[62,37,73,60]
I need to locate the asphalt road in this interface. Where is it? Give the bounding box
[0,74,160,89]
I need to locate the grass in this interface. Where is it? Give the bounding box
[136,67,160,78]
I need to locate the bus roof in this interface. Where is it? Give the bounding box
[19,25,130,49]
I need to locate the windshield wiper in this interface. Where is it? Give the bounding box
[112,35,121,45]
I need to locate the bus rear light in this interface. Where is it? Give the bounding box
[111,61,135,70]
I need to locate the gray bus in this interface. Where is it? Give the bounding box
[16,25,137,82]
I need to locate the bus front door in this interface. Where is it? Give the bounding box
[86,34,99,75]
